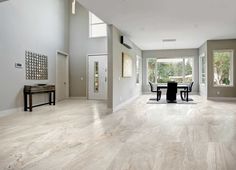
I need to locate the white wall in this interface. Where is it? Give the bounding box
[0,0,69,112]
[142,49,199,93]
[108,25,142,110]
[69,2,107,97]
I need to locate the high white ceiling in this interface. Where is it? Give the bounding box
[77,0,236,50]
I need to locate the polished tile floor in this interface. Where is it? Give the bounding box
[0,95,236,170]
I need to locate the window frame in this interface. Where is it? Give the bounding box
[212,49,234,87]
[146,57,194,85]
[89,12,107,38]
[136,55,142,85]
[200,54,206,85]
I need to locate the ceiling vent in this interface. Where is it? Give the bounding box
[121,36,132,49]
[162,39,176,42]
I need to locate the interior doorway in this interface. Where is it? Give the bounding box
[88,55,107,100]
[56,51,69,101]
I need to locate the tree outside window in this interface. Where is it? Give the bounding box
[213,50,233,86]
[147,57,193,84]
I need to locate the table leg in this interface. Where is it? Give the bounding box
[49,92,52,105]
[53,91,56,105]
[24,93,27,111]
[186,91,189,102]
[29,94,32,112]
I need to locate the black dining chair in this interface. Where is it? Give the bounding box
[166,81,177,103]
[149,82,162,101]
[180,82,194,101]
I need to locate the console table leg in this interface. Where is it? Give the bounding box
[49,92,52,105]
[53,91,56,105]
[29,94,33,112]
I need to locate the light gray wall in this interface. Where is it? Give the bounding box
[199,42,208,97]
[0,0,69,112]
[69,2,107,97]
[108,25,142,110]
[207,39,236,98]
[142,49,199,93]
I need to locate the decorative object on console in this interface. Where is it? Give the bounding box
[122,52,133,77]
[25,51,48,80]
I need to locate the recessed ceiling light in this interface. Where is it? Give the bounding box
[162,39,176,42]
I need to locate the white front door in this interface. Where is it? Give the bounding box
[88,55,107,100]
[56,52,69,101]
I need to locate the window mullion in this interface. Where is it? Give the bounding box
[183,58,185,83]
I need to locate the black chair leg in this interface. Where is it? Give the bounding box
[180,91,184,101]
[157,91,161,101]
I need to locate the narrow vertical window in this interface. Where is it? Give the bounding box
[94,62,99,92]
[147,58,156,83]
[136,56,141,84]
[200,55,206,84]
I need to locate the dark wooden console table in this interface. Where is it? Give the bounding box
[24,85,56,112]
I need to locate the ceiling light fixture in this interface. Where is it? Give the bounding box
[72,0,76,15]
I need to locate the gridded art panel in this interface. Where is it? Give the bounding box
[25,51,48,80]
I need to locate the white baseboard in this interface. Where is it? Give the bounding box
[0,107,23,118]
[69,97,88,100]
[113,94,140,113]
[208,97,236,101]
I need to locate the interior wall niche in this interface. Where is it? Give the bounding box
[25,51,48,80]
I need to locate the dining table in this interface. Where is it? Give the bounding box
[156,84,190,102]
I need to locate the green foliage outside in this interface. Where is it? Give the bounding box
[213,52,231,85]
[148,58,193,84]
[148,59,156,83]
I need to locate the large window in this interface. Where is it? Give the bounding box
[213,50,234,86]
[147,58,193,84]
[89,12,107,38]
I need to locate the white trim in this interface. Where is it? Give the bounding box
[87,53,108,56]
[208,97,236,101]
[213,85,234,88]
[69,97,88,100]
[57,51,69,56]
[112,94,140,112]
[212,49,234,87]
[0,107,23,118]
[56,51,69,101]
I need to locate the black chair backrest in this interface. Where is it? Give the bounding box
[167,81,177,93]
[149,82,155,92]
[188,82,194,92]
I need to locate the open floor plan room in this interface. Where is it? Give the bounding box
[1,0,236,169]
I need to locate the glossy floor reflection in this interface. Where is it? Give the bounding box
[0,95,236,170]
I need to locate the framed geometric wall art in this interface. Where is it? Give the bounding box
[25,51,48,80]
